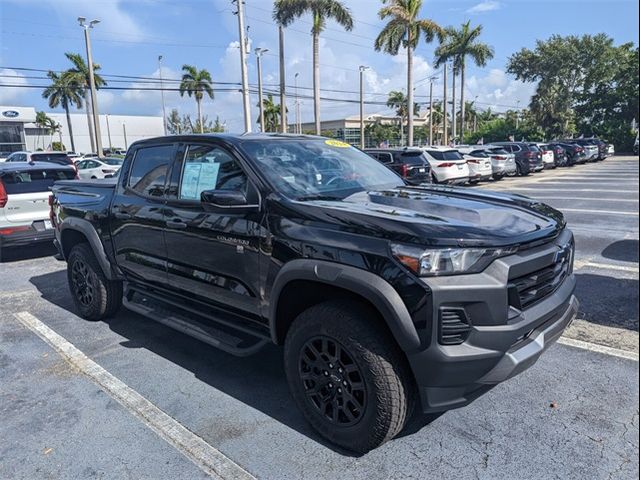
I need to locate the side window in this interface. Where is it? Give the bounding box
[128,144,173,197]
[179,144,248,201]
[512,145,521,153]
[381,153,393,164]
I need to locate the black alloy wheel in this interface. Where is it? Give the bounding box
[299,336,366,427]
[71,257,95,306]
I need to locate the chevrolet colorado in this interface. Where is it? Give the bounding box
[50,134,578,452]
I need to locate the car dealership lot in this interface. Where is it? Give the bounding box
[1,157,638,480]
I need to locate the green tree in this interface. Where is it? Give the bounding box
[274,0,354,135]
[256,94,285,132]
[34,111,48,150]
[434,21,493,138]
[179,65,214,133]
[63,52,106,153]
[42,71,83,153]
[386,90,420,145]
[375,0,443,147]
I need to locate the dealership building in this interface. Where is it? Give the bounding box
[0,106,164,155]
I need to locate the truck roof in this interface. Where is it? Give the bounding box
[129,133,325,150]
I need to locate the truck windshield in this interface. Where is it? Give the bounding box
[240,139,404,200]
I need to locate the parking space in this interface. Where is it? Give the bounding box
[1,157,638,479]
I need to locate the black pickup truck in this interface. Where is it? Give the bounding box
[50,134,578,452]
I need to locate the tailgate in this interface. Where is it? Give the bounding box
[3,192,51,223]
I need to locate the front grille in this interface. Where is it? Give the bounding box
[439,308,471,345]
[508,244,573,310]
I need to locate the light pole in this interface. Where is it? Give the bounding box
[158,55,167,135]
[278,25,287,133]
[294,72,300,134]
[359,65,369,149]
[255,47,268,132]
[516,100,521,129]
[428,75,435,146]
[106,114,112,150]
[443,62,448,146]
[78,17,104,158]
[122,122,128,149]
[234,0,251,133]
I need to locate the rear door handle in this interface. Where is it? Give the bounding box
[166,220,187,229]
[114,212,132,220]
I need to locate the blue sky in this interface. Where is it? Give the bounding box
[1,0,638,131]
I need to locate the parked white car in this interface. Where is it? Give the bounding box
[607,144,615,156]
[455,146,493,182]
[480,146,517,178]
[0,161,77,261]
[422,147,470,184]
[76,157,124,179]
[535,143,556,169]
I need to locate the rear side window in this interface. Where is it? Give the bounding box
[377,152,393,164]
[1,169,76,194]
[469,150,489,157]
[528,145,540,152]
[128,145,174,197]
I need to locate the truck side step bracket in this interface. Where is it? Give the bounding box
[123,289,268,357]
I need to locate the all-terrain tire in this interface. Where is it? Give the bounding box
[67,243,122,320]
[284,300,415,453]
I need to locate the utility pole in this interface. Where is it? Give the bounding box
[451,67,456,144]
[359,65,369,149]
[443,62,448,146]
[516,100,520,129]
[428,77,434,146]
[78,17,104,158]
[122,122,128,149]
[278,26,287,133]
[106,114,112,150]
[234,0,251,133]
[294,73,300,133]
[158,55,167,135]
[255,48,268,132]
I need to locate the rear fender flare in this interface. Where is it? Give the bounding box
[269,259,421,352]
[59,218,115,280]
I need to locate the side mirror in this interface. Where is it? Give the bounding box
[200,189,248,206]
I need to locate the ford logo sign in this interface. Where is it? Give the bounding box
[2,110,19,118]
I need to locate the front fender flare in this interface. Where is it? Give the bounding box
[269,259,421,352]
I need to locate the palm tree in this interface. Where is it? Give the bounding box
[42,71,83,153]
[63,52,107,153]
[434,21,493,138]
[34,111,48,150]
[375,0,443,147]
[386,90,420,145]
[45,117,61,149]
[179,65,214,133]
[257,94,285,132]
[274,0,354,135]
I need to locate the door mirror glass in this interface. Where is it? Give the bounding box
[200,189,247,206]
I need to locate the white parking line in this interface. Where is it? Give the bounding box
[561,208,639,216]
[574,260,639,273]
[13,311,256,480]
[558,337,639,362]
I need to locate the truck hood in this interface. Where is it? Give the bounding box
[285,185,565,247]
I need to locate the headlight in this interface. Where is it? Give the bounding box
[391,243,516,276]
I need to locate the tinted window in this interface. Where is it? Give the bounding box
[1,168,76,194]
[179,144,248,201]
[469,150,489,157]
[487,148,509,154]
[129,145,173,197]
[378,152,393,164]
[426,150,464,161]
[104,158,123,166]
[528,144,540,152]
[399,151,428,165]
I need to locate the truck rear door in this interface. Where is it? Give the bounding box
[110,143,176,287]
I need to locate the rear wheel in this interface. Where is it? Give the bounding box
[67,243,122,320]
[284,300,414,453]
[517,164,529,176]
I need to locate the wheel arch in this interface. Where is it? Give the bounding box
[59,218,115,280]
[269,259,421,353]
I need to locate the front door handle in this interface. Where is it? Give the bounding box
[166,220,187,229]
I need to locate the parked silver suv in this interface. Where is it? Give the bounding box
[0,161,76,261]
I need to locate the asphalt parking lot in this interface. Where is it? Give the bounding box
[1,156,638,480]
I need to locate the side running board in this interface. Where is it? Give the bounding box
[123,288,268,357]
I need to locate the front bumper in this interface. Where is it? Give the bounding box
[407,229,578,412]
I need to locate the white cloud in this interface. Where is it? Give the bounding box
[466,1,502,14]
[0,69,29,103]
[464,69,535,111]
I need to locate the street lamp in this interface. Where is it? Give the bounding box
[254,47,269,132]
[158,55,167,135]
[78,16,104,158]
[294,72,300,134]
[359,65,369,149]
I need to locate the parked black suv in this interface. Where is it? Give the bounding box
[364,148,431,185]
[51,134,578,452]
[488,142,543,175]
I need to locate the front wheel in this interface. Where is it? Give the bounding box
[284,300,414,453]
[67,243,122,321]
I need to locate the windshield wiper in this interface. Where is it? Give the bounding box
[295,194,343,201]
